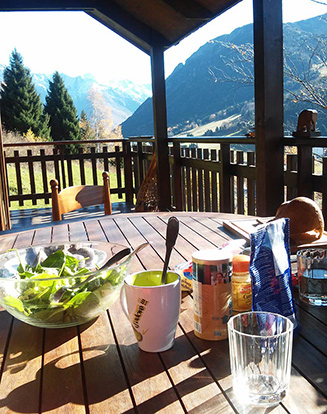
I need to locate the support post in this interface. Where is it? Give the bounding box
[151,43,171,211]
[253,0,284,216]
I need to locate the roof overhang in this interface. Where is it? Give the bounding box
[0,0,242,54]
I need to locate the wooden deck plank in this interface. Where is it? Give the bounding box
[177,215,229,248]
[297,305,327,355]
[96,217,185,413]
[41,328,85,413]
[69,213,136,413]
[178,296,288,413]
[0,310,14,403]
[0,320,43,414]
[160,323,234,413]
[113,216,163,269]
[79,313,135,414]
[109,300,185,414]
[51,223,70,243]
[68,220,88,242]
[143,215,208,267]
[0,232,17,253]
[97,218,143,275]
[128,215,187,269]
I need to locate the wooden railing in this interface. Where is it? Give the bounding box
[4,135,327,219]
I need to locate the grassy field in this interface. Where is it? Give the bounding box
[7,160,123,210]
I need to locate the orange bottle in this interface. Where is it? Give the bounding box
[232,254,252,312]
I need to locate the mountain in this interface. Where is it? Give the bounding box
[0,66,151,127]
[121,14,327,138]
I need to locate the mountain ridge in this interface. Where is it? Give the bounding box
[0,65,151,128]
[121,13,327,138]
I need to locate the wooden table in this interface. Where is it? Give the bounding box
[0,212,326,414]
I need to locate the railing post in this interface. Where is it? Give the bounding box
[50,179,61,221]
[297,145,313,198]
[323,157,327,219]
[172,142,183,210]
[247,151,256,215]
[236,151,244,214]
[123,140,134,204]
[219,143,232,213]
[286,153,297,200]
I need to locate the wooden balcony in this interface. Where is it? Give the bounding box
[3,134,327,232]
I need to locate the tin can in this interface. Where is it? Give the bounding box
[192,249,233,340]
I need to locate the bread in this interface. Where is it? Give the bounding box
[274,197,324,245]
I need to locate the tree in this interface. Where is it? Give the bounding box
[0,49,50,138]
[87,86,113,142]
[79,110,95,140]
[44,71,81,144]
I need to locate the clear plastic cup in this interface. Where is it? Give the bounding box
[228,312,293,407]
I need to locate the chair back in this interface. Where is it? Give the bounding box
[50,171,112,221]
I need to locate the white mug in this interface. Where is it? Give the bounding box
[120,270,181,352]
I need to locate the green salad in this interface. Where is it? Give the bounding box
[0,247,127,327]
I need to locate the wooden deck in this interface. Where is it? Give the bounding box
[0,211,326,413]
[6,202,135,234]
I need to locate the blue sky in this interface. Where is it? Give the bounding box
[0,0,326,86]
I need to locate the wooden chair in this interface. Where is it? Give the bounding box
[50,172,112,221]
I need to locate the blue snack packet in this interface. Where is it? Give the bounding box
[249,218,300,335]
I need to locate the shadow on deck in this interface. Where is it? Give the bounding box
[5,202,135,234]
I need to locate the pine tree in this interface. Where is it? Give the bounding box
[44,71,81,145]
[0,49,50,138]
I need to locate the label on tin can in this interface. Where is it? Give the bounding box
[192,249,233,341]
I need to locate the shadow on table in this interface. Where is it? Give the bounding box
[0,330,218,413]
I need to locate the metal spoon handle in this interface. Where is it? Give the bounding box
[98,247,131,270]
[161,217,179,285]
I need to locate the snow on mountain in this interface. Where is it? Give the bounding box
[0,67,151,127]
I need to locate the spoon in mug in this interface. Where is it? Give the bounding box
[161,217,180,285]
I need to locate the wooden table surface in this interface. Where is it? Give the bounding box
[0,211,326,414]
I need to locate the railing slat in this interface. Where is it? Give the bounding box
[203,149,211,212]
[27,149,37,205]
[172,142,183,211]
[67,150,73,187]
[78,147,86,185]
[236,151,244,214]
[40,149,49,204]
[323,157,327,217]
[14,150,23,206]
[123,141,134,204]
[211,149,218,212]
[115,146,123,198]
[90,147,97,185]
[247,151,256,215]
[191,147,197,211]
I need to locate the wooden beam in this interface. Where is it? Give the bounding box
[0,0,172,54]
[87,7,170,55]
[253,0,284,216]
[0,0,92,10]
[159,0,213,19]
[151,42,171,211]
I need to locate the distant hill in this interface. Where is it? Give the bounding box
[0,66,151,128]
[122,14,327,137]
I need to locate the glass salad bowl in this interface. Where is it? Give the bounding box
[0,241,134,328]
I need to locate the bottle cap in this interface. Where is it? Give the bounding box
[232,254,250,273]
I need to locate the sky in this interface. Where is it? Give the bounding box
[0,0,326,86]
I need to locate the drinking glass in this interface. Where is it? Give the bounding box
[297,248,327,306]
[228,312,293,406]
